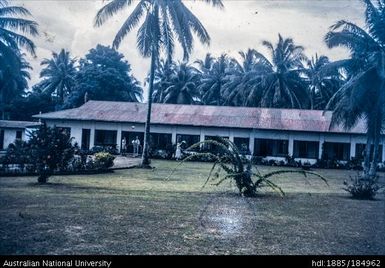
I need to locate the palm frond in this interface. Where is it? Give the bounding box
[0,6,32,16]
[94,0,133,27]
[112,1,146,49]
[136,7,161,57]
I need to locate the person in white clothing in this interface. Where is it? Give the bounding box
[175,142,182,160]
[132,136,140,157]
[121,137,127,155]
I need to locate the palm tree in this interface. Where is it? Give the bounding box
[95,0,223,167]
[162,62,200,104]
[324,0,385,178]
[221,49,267,107]
[152,59,174,103]
[0,0,38,55]
[0,49,31,119]
[305,54,342,110]
[39,49,77,105]
[0,0,38,119]
[195,53,215,73]
[254,34,309,109]
[198,54,230,105]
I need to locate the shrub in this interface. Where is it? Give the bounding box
[343,175,384,200]
[251,156,264,165]
[94,152,115,170]
[285,155,298,167]
[28,123,77,183]
[347,157,363,170]
[150,149,170,159]
[90,146,118,155]
[302,161,312,170]
[4,140,35,174]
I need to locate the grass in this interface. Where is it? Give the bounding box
[0,160,384,255]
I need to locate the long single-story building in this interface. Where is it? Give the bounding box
[33,100,385,164]
[0,120,41,152]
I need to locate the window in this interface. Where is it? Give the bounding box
[16,130,22,140]
[293,141,319,158]
[94,130,117,147]
[150,133,172,150]
[323,142,350,161]
[0,130,4,150]
[254,139,288,157]
[81,129,91,150]
[234,137,250,154]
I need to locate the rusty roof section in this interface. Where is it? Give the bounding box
[0,120,41,129]
[33,101,367,134]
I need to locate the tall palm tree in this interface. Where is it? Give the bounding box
[305,54,342,110]
[0,0,37,119]
[95,0,223,167]
[198,53,230,105]
[162,62,200,104]
[254,34,310,109]
[324,0,385,178]
[39,49,77,105]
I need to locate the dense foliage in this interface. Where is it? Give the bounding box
[37,49,77,106]
[343,175,384,200]
[0,0,38,119]
[28,124,76,183]
[63,45,143,109]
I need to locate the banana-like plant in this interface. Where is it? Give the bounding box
[169,137,328,197]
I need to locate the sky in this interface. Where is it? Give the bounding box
[14,0,365,96]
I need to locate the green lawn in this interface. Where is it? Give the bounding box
[0,160,384,255]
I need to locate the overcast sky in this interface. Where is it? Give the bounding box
[15,0,365,95]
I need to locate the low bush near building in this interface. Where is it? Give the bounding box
[94,152,115,170]
[343,175,384,200]
[90,146,118,155]
[0,127,116,179]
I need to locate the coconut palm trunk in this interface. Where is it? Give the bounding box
[363,133,373,176]
[141,49,157,167]
[369,55,385,177]
[369,132,380,177]
[368,111,382,177]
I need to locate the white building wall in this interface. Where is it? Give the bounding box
[3,129,17,149]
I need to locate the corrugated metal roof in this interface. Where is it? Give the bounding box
[33,101,367,134]
[0,120,40,129]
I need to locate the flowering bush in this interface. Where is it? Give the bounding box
[94,152,115,170]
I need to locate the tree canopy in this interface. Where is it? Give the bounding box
[63,44,143,109]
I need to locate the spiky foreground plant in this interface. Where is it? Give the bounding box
[169,137,328,197]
